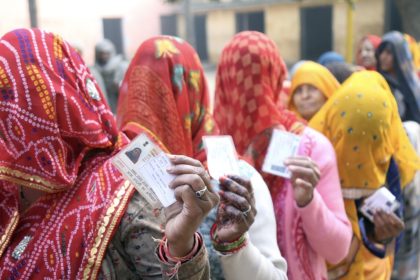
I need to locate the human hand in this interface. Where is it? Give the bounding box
[165,155,219,257]
[215,175,256,243]
[284,156,320,207]
[372,209,404,243]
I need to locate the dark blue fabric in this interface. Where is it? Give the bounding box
[377,31,420,123]
[357,158,404,258]
[317,51,345,66]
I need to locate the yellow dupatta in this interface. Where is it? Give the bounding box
[310,71,420,279]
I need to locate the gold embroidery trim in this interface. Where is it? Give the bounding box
[0,210,19,258]
[83,180,135,279]
[0,167,64,193]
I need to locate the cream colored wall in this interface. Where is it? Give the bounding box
[204,0,384,64]
[332,2,347,56]
[0,0,175,65]
[334,0,384,60]
[266,3,300,63]
[353,0,385,50]
[0,1,29,32]
[206,10,235,63]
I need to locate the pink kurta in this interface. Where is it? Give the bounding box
[274,127,352,280]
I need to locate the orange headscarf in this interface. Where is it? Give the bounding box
[288,61,340,116]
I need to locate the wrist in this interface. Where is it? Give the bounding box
[297,192,314,207]
[373,232,393,245]
[210,223,248,254]
[167,235,195,257]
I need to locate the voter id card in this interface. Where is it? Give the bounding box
[262,129,301,178]
[360,187,400,222]
[112,133,176,208]
[203,135,240,180]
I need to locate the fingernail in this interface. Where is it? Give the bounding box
[166,167,173,173]
[167,154,176,160]
[227,175,237,180]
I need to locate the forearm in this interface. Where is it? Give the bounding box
[298,190,352,264]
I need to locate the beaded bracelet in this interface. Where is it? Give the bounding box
[157,233,202,279]
[210,223,248,254]
[159,232,201,264]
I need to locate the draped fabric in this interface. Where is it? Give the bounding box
[117,36,217,161]
[0,28,134,279]
[288,61,340,117]
[377,31,420,123]
[310,71,420,279]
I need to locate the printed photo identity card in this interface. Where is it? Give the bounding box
[112,133,176,207]
[262,129,301,178]
[360,187,400,222]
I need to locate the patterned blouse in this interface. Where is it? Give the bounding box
[98,191,210,279]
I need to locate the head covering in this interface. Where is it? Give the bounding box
[213,31,304,157]
[325,62,356,83]
[376,31,420,123]
[213,30,305,211]
[289,61,340,115]
[356,35,381,70]
[95,39,116,61]
[404,34,420,71]
[309,70,420,279]
[0,28,133,278]
[117,36,217,161]
[318,51,345,66]
[310,70,420,192]
[289,60,307,79]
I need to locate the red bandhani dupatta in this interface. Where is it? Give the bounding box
[213,31,304,185]
[0,28,134,279]
[117,36,218,161]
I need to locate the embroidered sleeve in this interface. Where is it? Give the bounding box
[100,190,210,279]
[157,232,210,280]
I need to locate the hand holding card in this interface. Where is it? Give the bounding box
[285,156,320,207]
[360,187,400,222]
[112,133,219,257]
[165,155,220,256]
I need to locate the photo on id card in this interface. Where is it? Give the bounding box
[112,133,176,208]
[262,129,301,178]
